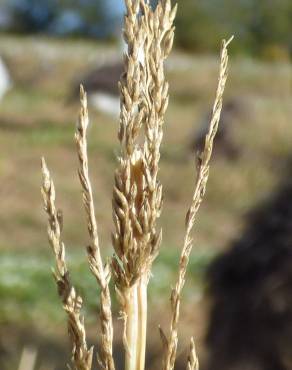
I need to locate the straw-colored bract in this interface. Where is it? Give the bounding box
[41,158,93,370]
[41,1,232,369]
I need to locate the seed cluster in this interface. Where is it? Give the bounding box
[41,1,232,369]
[41,159,93,370]
[112,0,176,290]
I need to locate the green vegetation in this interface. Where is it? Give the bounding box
[2,0,292,58]
[0,248,213,325]
[176,0,292,58]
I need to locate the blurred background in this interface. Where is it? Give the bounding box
[1,0,292,369]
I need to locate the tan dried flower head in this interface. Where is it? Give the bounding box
[41,1,232,370]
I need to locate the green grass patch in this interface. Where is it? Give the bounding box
[0,247,215,325]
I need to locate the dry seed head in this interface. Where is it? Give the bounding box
[112,0,176,292]
[186,338,199,370]
[41,2,232,370]
[111,4,177,370]
[41,158,93,370]
[161,37,232,370]
[75,86,115,370]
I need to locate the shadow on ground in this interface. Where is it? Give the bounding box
[206,161,292,370]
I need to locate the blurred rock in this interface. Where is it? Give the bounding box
[189,98,246,160]
[205,171,292,370]
[74,62,123,116]
[72,47,174,117]
[0,56,12,101]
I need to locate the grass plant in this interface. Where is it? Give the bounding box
[41,1,231,369]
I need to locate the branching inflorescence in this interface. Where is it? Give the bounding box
[41,1,232,370]
[41,159,93,370]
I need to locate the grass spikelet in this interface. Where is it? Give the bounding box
[112,2,176,370]
[186,338,199,370]
[41,158,93,370]
[40,1,232,369]
[75,85,115,370]
[161,37,233,370]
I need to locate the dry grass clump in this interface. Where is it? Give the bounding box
[41,1,232,369]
